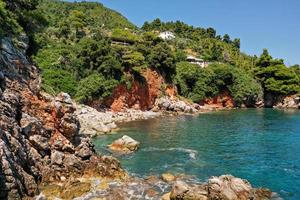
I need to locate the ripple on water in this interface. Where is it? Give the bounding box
[93,109,300,200]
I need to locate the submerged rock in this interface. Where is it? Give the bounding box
[162,173,176,183]
[108,135,140,154]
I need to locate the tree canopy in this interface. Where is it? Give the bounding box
[3,0,297,106]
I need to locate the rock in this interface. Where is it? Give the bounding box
[29,135,50,154]
[0,37,126,199]
[20,113,46,137]
[63,154,82,169]
[169,175,272,200]
[252,188,273,199]
[170,181,207,200]
[55,92,73,104]
[108,135,140,153]
[155,96,199,113]
[35,193,47,200]
[146,188,159,198]
[59,114,79,138]
[274,94,300,109]
[208,175,252,200]
[51,151,64,166]
[75,141,93,160]
[161,173,176,182]
[161,192,171,200]
[60,181,91,199]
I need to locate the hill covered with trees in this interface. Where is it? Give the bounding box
[2,0,299,107]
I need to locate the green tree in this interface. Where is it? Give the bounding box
[223,34,231,43]
[233,38,240,49]
[42,69,77,96]
[147,42,175,79]
[256,65,300,95]
[206,27,216,38]
[256,49,272,67]
[75,73,119,102]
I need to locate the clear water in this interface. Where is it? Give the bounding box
[93,109,300,200]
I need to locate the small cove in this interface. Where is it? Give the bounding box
[93,109,300,200]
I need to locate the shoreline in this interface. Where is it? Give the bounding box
[39,99,299,199]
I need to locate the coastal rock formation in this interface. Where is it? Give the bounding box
[170,181,208,200]
[0,37,125,199]
[75,104,118,135]
[99,68,177,111]
[169,175,273,200]
[75,104,160,136]
[155,96,199,113]
[273,94,300,109]
[201,90,235,108]
[108,135,140,154]
[38,174,273,200]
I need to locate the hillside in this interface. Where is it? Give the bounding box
[28,0,300,108]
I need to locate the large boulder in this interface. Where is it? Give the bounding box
[208,175,252,200]
[169,175,273,200]
[274,94,300,109]
[155,96,199,113]
[108,135,140,154]
[170,181,208,200]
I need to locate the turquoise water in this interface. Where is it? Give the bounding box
[93,109,300,200]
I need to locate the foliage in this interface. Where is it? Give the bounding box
[175,62,262,104]
[18,1,299,105]
[147,42,176,79]
[255,49,300,95]
[0,0,22,36]
[42,69,77,96]
[75,73,118,103]
[111,28,140,44]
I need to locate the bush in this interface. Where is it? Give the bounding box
[42,69,77,96]
[75,73,119,103]
[111,28,139,44]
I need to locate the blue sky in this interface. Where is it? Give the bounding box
[70,0,300,65]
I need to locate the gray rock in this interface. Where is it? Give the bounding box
[208,175,252,200]
[55,92,73,104]
[170,181,207,200]
[51,151,64,166]
[29,135,50,153]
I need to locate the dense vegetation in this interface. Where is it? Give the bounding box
[1,0,299,106]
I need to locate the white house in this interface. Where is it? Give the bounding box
[159,31,175,40]
[187,55,209,68]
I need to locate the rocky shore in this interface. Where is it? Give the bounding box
[75,96,206,137]
[38,173,275,200]
[0,38,126,199]
[75,104,161,136]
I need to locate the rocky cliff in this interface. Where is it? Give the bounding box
[90,68,177,112]
[0,37,125,199]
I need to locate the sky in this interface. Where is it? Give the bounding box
[70,0,300,65]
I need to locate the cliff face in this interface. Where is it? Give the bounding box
[0,38,125,199]
[92,68,177,112]
[200,90,235,108]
